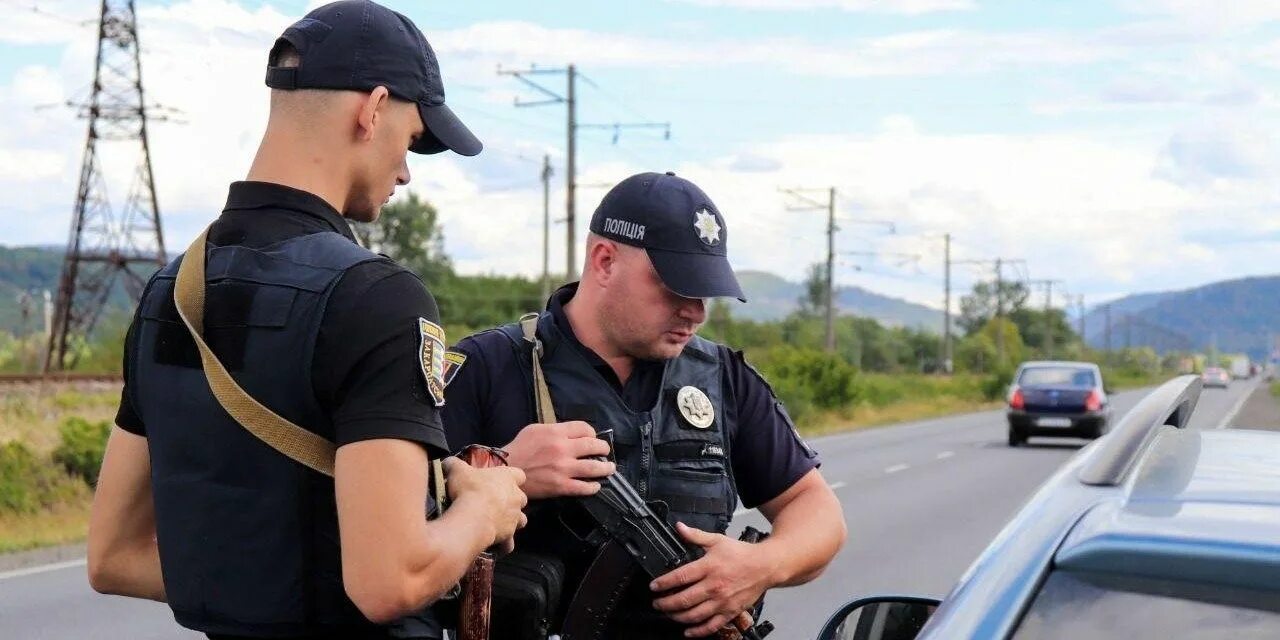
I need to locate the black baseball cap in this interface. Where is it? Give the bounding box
[265,0,481,156]
[590,172,746,302]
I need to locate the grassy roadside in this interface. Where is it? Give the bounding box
[0,500,92,554]
[1,385,117,554]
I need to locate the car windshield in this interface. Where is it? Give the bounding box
[1012,571,1280,639]
[1018,367,1096,387]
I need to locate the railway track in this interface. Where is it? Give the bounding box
[0,372,122,385]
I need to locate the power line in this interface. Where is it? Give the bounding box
[497,63,672,279]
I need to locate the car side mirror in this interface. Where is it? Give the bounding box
[817,596,942,640]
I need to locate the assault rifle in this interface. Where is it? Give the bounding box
[559,437,774,640]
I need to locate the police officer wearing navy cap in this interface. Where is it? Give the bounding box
[442,172,848,639]
[86,2,526,639]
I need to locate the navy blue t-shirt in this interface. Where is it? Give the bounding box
[442,284,819,509]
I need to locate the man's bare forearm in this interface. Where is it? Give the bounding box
[758,472,846,587]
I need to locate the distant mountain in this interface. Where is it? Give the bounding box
[0,245,136,335]
[735,270,944,331]
[1082,276,1280,361]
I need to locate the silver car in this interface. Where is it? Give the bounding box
[819,375,1280,639]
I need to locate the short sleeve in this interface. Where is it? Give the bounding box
[315,263,449,456]
[725,348,820,509]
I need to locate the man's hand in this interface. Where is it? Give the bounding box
[503,421,616,499]
[445,458,529,550]
[649,522,774,638]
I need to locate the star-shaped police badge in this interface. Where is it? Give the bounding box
[693,208,722,246]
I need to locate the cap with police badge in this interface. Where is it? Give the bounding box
[590,172,746,302]
[264,0,481,157]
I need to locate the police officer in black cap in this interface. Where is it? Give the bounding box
[442,172,848,639]
[86,2,526,638]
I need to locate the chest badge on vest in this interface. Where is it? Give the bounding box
[418,318,447,407]
[677,386,715,429]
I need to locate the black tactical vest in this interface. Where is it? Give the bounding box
[499,312,739,535]
[132,232,389,637]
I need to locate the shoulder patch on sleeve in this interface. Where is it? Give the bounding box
[443,350,467,387]
[418,318,447,407]
[735,349,817,458]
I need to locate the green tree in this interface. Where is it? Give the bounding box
[353,191,452,285]
[1009,307,1079,358]
[956,317,1025,373]
[797,262,828,318]
[958,280,1030,336]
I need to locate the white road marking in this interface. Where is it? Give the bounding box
[884,464,910,474]
[0,558,86,581]
[936,451,955,460]
[1216,383,1256,430]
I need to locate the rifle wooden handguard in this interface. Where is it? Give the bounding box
[453,445,510,640]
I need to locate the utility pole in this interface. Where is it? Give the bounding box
[943,233,952,373]
[995,258,1004,364]
[780,187,894,353]
[540,154,553,302]
[1028,279,1063,359]
[827,188,835,352]
[47,0,168,371]
[499,64,670,280]
[1077,295,1086,346]
[1104,304,1113,355]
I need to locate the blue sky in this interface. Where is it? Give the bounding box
[4,0,1280,313]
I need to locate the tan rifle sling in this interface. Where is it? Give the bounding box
[518,312,558,424]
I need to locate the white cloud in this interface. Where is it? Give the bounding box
[1121,0,1280,31]
[434,22,1120,78]
[1155,121,1280,187]
[666,0,975,15]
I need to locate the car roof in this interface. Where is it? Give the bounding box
[1018,360,1098,368]
[1054,428,1280,593]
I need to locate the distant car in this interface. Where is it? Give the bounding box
[1006,361,1111,446]
[1201,367,1230,389]
[818,376,1280,640]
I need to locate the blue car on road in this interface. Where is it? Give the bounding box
[819,375,1280,639]
[1006,360,1111,446]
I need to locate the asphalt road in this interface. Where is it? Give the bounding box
[0,378,1259,639]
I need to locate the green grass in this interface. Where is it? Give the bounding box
[1,386,119,454]
[0,499,92,554]
[0,386,116,552]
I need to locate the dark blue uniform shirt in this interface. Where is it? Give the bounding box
[442,284,818,509]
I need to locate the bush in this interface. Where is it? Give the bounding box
[981,367,1015,401]
[53,417,112,485]
[750,347,860,425]
[0,441,84,514]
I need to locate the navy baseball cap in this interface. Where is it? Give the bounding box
[590,172,746,302]
[265,0,481,156]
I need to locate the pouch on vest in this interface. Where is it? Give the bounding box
[489,551,567,640]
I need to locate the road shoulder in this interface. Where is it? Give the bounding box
[1229,382,1280,431]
